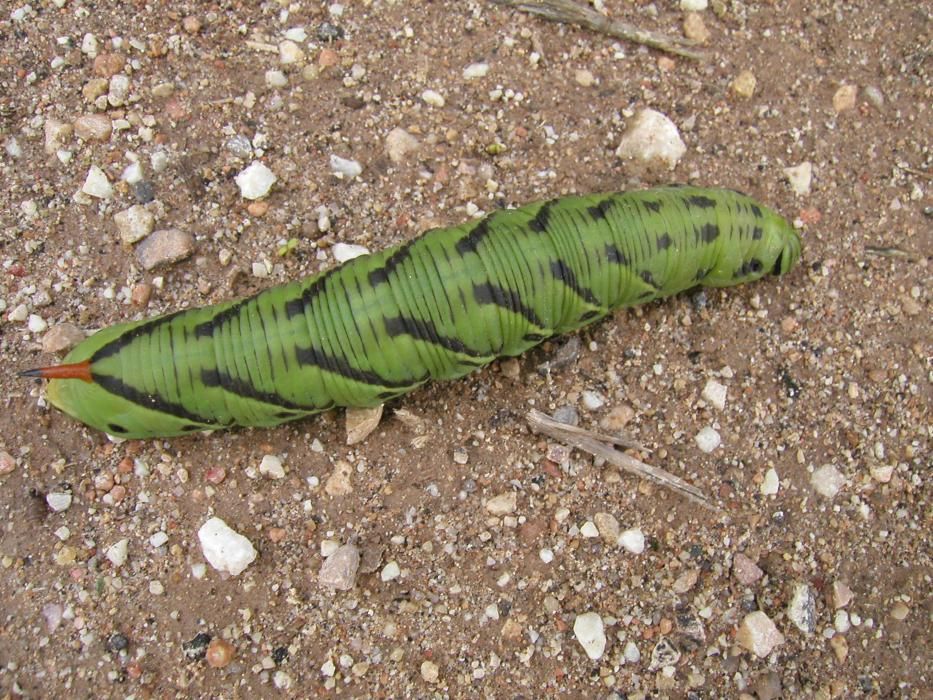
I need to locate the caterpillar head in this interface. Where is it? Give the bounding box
[705,203,801,287]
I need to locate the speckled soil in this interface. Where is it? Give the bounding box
[0,1,929,698]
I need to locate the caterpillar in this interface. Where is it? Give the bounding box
[21,186,801,439]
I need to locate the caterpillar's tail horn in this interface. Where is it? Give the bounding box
[19,360,93,382]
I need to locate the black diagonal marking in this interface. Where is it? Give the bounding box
[750,204,762,218]
[587,198,614,220]
[523,331,549,342]
[550,260,600,305]
[456,218,492,255]
[640,270,660,289]
[579,309,602,322]
[643,199,662,213]
[93,373,214,425]
[738,259,763,276]
[295,345,420,389]
[687,194,717,209]
[473,282,544,328]
[384,316,488,358]
[751,226,763,240]
[697,223,720,243]
[90,309,187,362]
[284,272,333,319]
[770,251,784,276]
[605,243,628,265]
[369,241,414,286]
[695,267,710,281]
[194,297,256,338]
[656,233,673,251]
[528,201,553,233]
[201,369,320,411]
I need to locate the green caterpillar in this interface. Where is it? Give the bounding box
[22,186,801,439]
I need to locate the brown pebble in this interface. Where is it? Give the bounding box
[206,638,235,668]
[130,283,152,307]
[829,634,848,662]
[683,13,710,43]
[126,660,143,679]
[833,84,858,113]
[109,485,126,503]
[658,618,673,635]
[518,517,547,544]
[205,466,226,485]
[182,15,203,34]
[41,323,86,353]
[117,457,134,474]
[165,98,189,121]
[0,451,15,475]
[658,56,676,72]
[93,53,126,78]
[247,200,269,217]
[74,114,112,141]
[318,48,339,68]
[268,527,286,543]
[82,78,109,102]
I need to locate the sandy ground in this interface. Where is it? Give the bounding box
[0,1,929,697]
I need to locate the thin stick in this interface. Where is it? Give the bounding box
[491,0,704,61]
[527,409,720,511]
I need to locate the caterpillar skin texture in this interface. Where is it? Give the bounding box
[30,186,801,439]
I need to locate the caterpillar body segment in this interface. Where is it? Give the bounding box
[25,186,802,439]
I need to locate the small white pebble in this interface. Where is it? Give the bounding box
[235,161,277,200]
[811,464,846,498]
[539,548,554,563]
[320,539,340,558]
[581,390,605,411]
[380,560,401,582]
[46,492,72,512]
[81,165,113,199]
[149,580,165,595]
[332,242,369,262]
[259,454,286,479]
[618,527,645,554]
[760,468,780,496]
[462,62,489,80]
[105,539,128,567]
[701,379,727,410]
[265,69,288,88]
[421,89,445,107]
[695,426,721,453]
[580,521,600,538]
[198,517,257,576]
[330,154,362,179]
[27,314,48,333]
[149,531,169,548]
[834,610,851,634]
[573,612,607,660]
[784,161,813,196]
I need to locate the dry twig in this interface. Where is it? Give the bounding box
[526,409,720,512]
[491,0,704,60]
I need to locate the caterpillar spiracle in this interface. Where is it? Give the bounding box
[21,186,802,439]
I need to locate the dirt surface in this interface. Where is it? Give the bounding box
[0,1,930,697]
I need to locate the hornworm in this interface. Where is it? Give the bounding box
[22,186,801,439]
